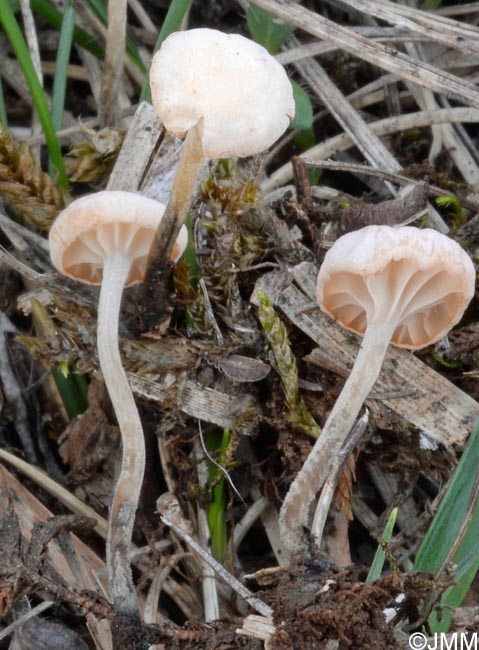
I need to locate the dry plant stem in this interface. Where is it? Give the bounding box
[336,0,479,54]
[279,319,396,555]
[301,160,478,211]
[100,0,127,126]
[0,448,109,538]
[263,107,479,193]
[249,0,479,107]
[194,440,220,622]
[19,0,43,158]
[160,514,274,619]
[127,0,156,32]
[312,411,369,546]
[98,253,143,617]
[0,601,54,642]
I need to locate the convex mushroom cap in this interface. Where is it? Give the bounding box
[149,28,295,158]
[49,190,188,285]
[316,225,476,349]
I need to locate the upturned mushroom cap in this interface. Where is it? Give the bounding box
[49,191,188,286]
[149,28,295,158]
[316,225,476,349]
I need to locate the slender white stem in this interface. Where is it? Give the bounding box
[98,253,144,617]
[279,319,396,556]
[170,119,205,227]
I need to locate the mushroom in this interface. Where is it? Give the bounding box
[49,190,187,616]
[146,27,295,271]
[279,225,476,555]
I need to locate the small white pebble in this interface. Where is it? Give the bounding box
[319,579,336,593]
[383,607,397,624]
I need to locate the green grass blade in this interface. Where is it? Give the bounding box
[366,507,398,584]
[51,0,75,129]
[422,0,443,8]
[206,429,229,561]
[51,367,88,419]
[247,3,295,54]
[414,420,479,572]
[428,537,479,632]
[140,0,193,102]
[31,303,88,420]
[49,1,75,175]
[290,80,314,131]
[0,2,68,187]
[413,418,479,631]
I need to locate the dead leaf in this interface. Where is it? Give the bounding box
[58,380,119,482]
[337,183,428,233]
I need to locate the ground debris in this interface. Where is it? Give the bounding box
[268,563,430,649]
[65,123,125,185]
[10,615,89,650]
[58,379,119,484]
[0,467,111,620]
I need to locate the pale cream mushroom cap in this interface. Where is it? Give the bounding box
[49,191,188,286]
[316,225,476,349]
[149,28,295,158]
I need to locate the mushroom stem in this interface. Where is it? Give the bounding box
[170,119,205,230]
[97,253,143,617]
[279,318,396,556]
[146,119,204,267]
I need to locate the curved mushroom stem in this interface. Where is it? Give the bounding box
[279,318,397,557]
[97,253,143,617]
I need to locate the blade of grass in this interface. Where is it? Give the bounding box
[0,2,68,187]
[140,0,193,102]
[206,429,229,561]
[422,0,443,8]
[414,420,479,573]
[247,3,295,54]
[51,367,88,419]
[366,507,398,584]
[428,526,479,633]
[31,303,88,420]
[49,0,75,176]
[48,4,91,411]
[413,418,479,632]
